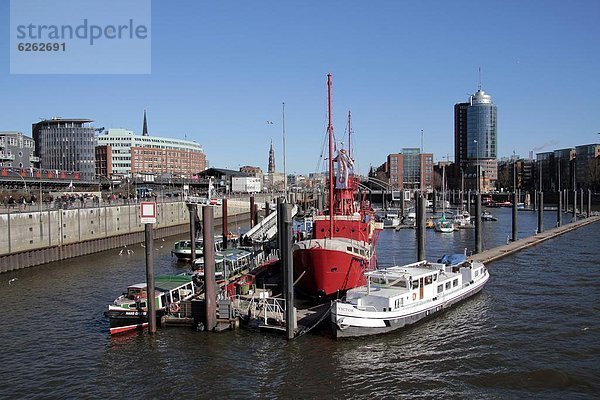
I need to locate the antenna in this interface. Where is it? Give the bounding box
[478,67,482,91]
[282,101,287,197]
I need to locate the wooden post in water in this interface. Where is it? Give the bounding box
[533,189,537,211]
[588,189,592,218]
[187,203,197,264]
[512,192,518,241]
[467,190,472,215]
[144,223,156,333]
[279,202,295,340]
[221,198,228,250]
[276,197,283,258]
[537,192,544,233]
[202,206,217,332]
[564,189,568,213]
[557,191,562,227]
[416,192,425,261]
[265,201,270,218]
[475,193,482,253]
[572,190,577,222]
[253,204,259,229]
[249,196,255,227]
[432,189,437,214]
[580,189,584,218]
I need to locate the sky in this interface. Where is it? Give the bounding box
[1,0,599,175]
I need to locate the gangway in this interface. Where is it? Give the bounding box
[242,204,298,243]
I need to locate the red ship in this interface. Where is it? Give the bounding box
[293,74,383,299]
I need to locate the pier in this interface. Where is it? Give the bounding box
[471,215,600,264]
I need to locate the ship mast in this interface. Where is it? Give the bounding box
[327,73,334,237]
[348,110,351,159]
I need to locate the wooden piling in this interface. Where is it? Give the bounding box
[512,192,518,241]
[537,192,544,233]
[144,223,156,334]
[572,190,577,222]
[557,190,562,227]
[588,189,592,218]
[416,192,425,261]
[202,206,217,332]
[221,198,228,250]
[475,193,482,253]
[188,203,197,264]
[279,202,295,340]
[249,196,255,227]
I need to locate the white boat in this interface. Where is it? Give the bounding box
[171,236,224,260]
[382,213,401,229]
[452,210,473,229]
[331,258,489,338]
[481,210,498,221]
[434,215,454,233]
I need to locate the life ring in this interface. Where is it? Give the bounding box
[169,303,180,313]
[412,293,417,301]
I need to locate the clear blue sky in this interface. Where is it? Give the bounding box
[1,0,599,174]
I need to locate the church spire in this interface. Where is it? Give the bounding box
[268,140,275,173]
[142,109,148,136]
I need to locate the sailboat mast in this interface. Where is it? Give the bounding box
[348,110,351,159]
[327,73,334,237]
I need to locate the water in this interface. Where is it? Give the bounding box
[1,209,598,399]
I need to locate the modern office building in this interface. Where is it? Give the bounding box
[96,128,207,178]
[386,148,433,191]
[454,88,498,191]
[0,131,39,169]
[453,102,469,179]
[32,118,97,181]
[575,143,600,190]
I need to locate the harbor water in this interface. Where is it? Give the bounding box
[1,208,598,398]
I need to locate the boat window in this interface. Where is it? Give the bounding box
[437,284,443,293]
[172,291,181,302]
[160,294,166,306]
[445,282,451,290]
[139,302,146,308]
[424,276,433,285]
[475,269,479,277]
[347,246,352,252]
[412,280,419,289]
[453,279,458,287]
[391,280,407,288]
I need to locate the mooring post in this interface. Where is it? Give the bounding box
[533,189,537,211]
[512,191,518,241]
[580,189,584,218]
[221,198,228,250]
[416,192,425,261]
[249,195,255,227]
[202,205,217,332]
[400,192,405,218]
[475,193,482,253]
[276,197,283,258]
[279,202,295,340]
[564,189,568,213]
[432,189,437,214]
[557,190,562,227]
[572,190,577,222]
[144,223,156,333]
[537,192,544,233]
[187,203,197,264]
[467,190,472,215]
[265,201,270,218]
[253,204,259,228]
[588,189,592,218]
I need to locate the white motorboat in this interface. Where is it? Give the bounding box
[453,210,473,229]
[331,258,489,338]
[382,213,401,229]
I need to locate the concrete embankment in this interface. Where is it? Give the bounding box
[0,200,251,273]
[471,216,600,265]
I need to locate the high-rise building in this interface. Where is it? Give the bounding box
[453,102,469,179]
[454,88,498,191]
[32,118,97,181]
[575,143,600,190]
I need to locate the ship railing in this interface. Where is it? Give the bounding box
[232,294,286,324]
[356,305,379,312]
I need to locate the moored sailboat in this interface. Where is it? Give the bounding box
[292,74,383,299]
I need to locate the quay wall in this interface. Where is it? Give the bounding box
[0,200,252,273]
